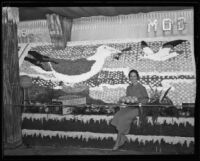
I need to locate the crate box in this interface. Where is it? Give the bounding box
[61,97,86,105]
[53,95,86,106]
[62,107,73,115]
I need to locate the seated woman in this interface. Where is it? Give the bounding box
[111,69,149,150]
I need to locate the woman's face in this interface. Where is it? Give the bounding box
[129,72,138,84]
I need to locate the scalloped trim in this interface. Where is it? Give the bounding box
[22,129,194,147]
[22,113,194,126]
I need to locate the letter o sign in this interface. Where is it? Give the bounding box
[21,29,27,37]
[163,19,172,31]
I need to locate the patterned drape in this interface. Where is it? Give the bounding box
[3,7,23,148]
[71,9,193,41]
[46,14,72,49]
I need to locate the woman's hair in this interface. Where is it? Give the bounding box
[128,69,140,80]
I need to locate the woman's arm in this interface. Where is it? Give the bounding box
[138,86,149,104]
[126,85,131,96]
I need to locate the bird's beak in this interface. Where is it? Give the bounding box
[113,47,132,60]
[113,52,122,60]
[109,48,122,60]
[121,47,132,52]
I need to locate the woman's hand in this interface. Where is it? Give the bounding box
[129,96,138,103]
[119,103,127,109]
[134,97,138,102]
[119,96,126,103]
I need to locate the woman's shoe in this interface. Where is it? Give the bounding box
[112,145,119,151]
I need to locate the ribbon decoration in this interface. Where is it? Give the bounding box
[46,14,72,50]
[2,7,19,24]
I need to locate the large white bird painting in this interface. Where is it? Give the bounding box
[24,45,124,86]
[140,40,187,61]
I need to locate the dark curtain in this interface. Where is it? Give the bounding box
[3,7,23,148]
[46,13,72,49]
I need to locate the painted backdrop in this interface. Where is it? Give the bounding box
[19,37,196,107]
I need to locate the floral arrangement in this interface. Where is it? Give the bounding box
[148,85,173,105]
[22,103,194,117]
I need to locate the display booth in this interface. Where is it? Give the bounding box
[18,8,195,153]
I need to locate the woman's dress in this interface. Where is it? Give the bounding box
[111,83,148,146]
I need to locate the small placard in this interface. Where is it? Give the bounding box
[62,107,73,115]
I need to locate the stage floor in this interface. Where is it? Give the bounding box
[4,145,158,155]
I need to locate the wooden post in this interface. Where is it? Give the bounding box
[3,7,23,148]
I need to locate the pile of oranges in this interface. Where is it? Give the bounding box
[119,96,138,104]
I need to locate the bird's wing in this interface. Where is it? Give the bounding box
[157,47,171,56]
[28,50,51,61]
[30,65,51,73]
[114,47,132,60]
[141,53,158,60]
[141,41,148,47]
[141,40,154,55]
[143,47,154,55]
[121,47,132,52]
[24,57,41,66]
[51,58,96,75]
[162,40,187,48]
[160,52,178,61]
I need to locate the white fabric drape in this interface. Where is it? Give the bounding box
[17,20,51,43]
[3,7,23,148]
[46,14,73,49]
[71,9,193,41]
[17,9,194,43]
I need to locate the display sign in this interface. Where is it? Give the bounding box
[148,17,186,32]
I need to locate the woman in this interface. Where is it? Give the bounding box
[111,69,149,150]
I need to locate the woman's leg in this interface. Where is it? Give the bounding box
[113,132,121,150]
[113,132,128,150]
